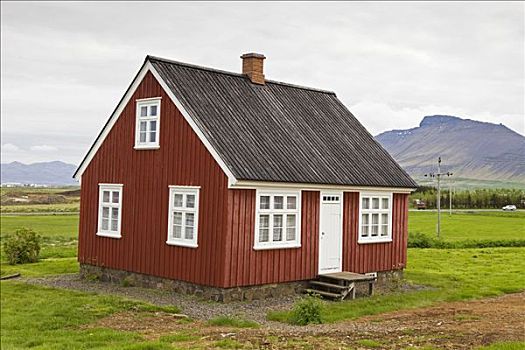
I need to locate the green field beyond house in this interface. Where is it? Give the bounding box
[408,210,525,242]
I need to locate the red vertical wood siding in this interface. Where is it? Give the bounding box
[78,71,230,287]
[222,190,320,288]
[342,192,409,273]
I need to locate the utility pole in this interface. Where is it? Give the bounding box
[449,179,453,216]
[424,157,453,238]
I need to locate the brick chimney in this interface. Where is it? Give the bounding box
[241,53,266,85]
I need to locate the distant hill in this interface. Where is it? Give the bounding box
[375,115,525,184]
[1,161,78,186]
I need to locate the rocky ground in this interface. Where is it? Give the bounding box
[26,275,525,349]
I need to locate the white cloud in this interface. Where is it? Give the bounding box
[30,145,58,152]
[2,143,19,152]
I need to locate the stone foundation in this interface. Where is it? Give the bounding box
[80,264,308,302]
[80,264,403,302]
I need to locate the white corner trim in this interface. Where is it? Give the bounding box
[74,60,238,187]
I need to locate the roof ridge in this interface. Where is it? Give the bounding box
[146,55,336,95]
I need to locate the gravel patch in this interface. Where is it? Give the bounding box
[24,274,299,327]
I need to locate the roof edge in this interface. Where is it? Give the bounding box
[146,55,336,96]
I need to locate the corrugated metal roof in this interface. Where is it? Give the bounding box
[150,56,417,188]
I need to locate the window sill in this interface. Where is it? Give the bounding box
[134,145,160,150]
[96,232,121,239]
[358,238,392,244]
[166,240,198,248]
[253,243,301,250]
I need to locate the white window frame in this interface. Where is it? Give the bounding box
[254,189,302,250]
[166,186,200,248]
[358,192,393,244]
[96,184,123,238]
[134,97,161,150]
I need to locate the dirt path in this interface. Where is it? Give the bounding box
[25,275,524,348]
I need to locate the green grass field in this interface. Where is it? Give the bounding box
[0,203,80,213]
[1,212,524,349]
[409,210,525,242]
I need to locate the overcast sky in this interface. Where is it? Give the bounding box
[1,1,523,165]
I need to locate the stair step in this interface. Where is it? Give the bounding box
[305,288,342,299]
[310,280,349,290]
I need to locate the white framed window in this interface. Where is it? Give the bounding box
[167,186,200,248]
[358,192,392,243]
[135,97,161,149]
[97,184,123,238]
[254,189,301,250]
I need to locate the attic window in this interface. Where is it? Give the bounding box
[135,98,161,149]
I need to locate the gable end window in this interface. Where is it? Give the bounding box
[135,98,161,149]
[358,192,392,243]
[97,184,123,238]
[254,189,301,250]
[167,186,200,248]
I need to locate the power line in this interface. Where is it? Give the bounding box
[424,157,453,238]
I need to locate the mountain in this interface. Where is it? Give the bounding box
[1,161,78,186]
[375,115,525,184]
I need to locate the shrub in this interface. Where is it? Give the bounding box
[290,295,323,325]
[3,227,41,265]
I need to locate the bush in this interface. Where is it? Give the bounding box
[290,295,323,325]
[3,228,41,265]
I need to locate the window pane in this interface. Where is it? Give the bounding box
[273,215,283,241]
[260,196,270,210]
[381,225,388,236]
[101,218,109,231]
[111,218,118,231]
[150,105,158,116]
[173,225,182,238]
[286,228,296,241]
[362,197,370,209]
[150,120,157,131]
[112,191,119,204]
[140,132,147,143]
[361,224,369,237]
[186,194,195,208]
[173,212,182,225]
[361,213,369,225]
[185,213,195,228]
[259,228,269,242]
[371,225,378,236]
[140,106,147,117]
[372,213,379,225]
[372,198,380,209]
[259,214,269,228]
[287,196,297,210]
[274,196,284,209]
[174,194,183,207]
[103,191,110,203]
[381,213,389,225]
[149,131,156,143]
[286,214,296,229]
[382,198,389,209]
[185,227,194,240]
[140,121,147,132]
[102,207,110,218]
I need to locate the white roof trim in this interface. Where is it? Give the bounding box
[229,180,415,193]
[74,60,237,186]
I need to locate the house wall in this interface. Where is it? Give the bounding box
[78,71,230,287]
[222,190,409,288]
[343,192,409,273]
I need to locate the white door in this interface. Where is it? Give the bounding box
[318,192,343,274]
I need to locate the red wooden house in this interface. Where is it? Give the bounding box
[74,53,417,301]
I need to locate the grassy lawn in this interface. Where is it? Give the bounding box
[0,214,78,241]
[1,203,80,213]
[409,210,525,242]
[269,247,525,323]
